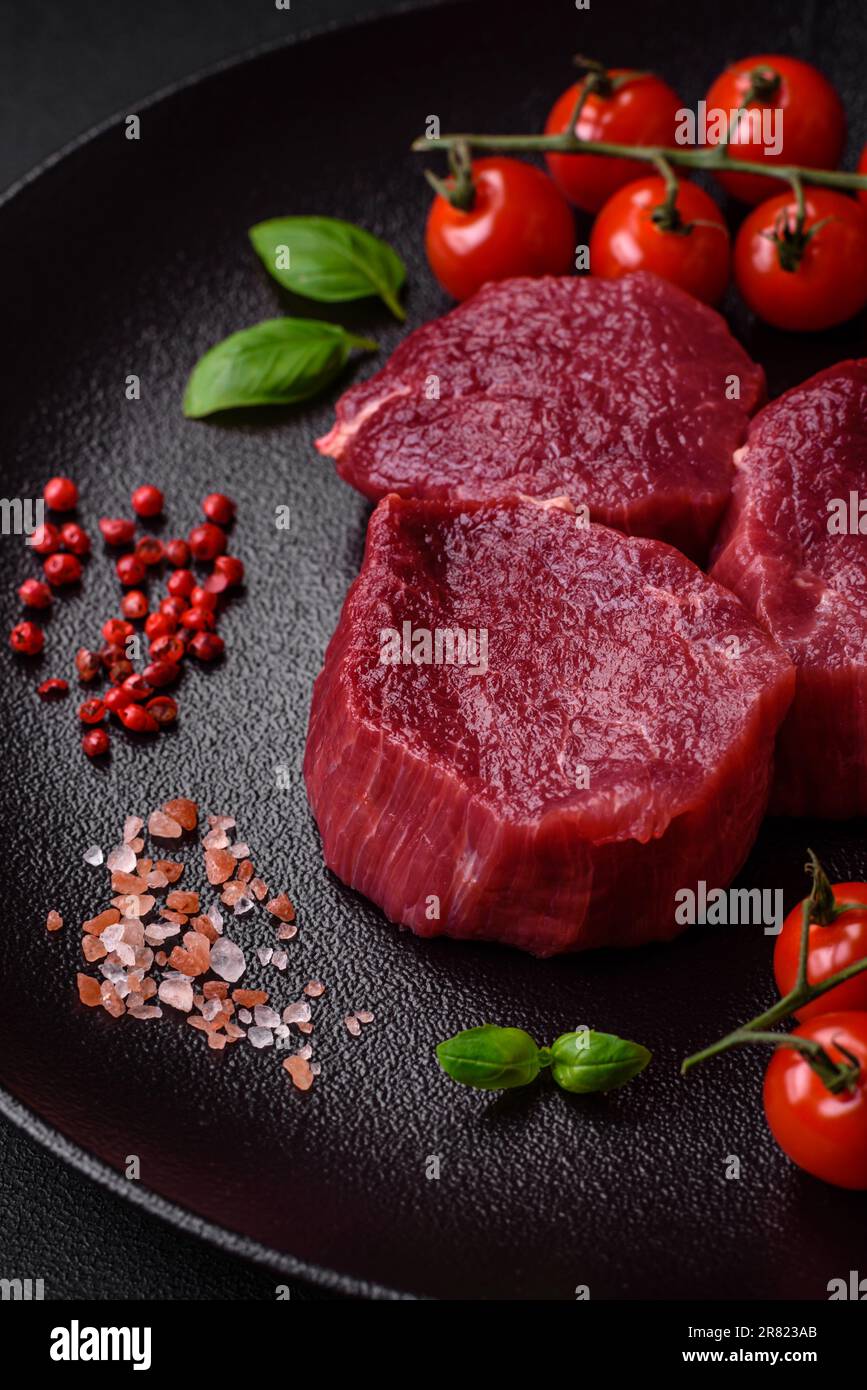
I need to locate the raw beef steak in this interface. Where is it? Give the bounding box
[711,360,867,818]
[316,272,765,561]
[304,493,793,955]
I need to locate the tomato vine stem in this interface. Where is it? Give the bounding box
[681,853,867,1089]
[411,131,867,193]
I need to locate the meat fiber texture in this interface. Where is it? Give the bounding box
[712,360,867,818]
[316,272,765,562]
[304,494,794,956]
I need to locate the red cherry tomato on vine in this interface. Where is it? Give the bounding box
[590,176,730,304]
[425,157,575,302]
[774,882,867,1020]
[734,189,867,331]
[763,1012,867,1190]
[704,55,845,205]
[544,71,683,212]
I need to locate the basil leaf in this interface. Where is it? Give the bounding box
[550,1030,651,1094]
[249,216,407,321]
[436,1025,541,1091]
[183,317,377,418]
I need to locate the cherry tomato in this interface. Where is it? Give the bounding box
[858,143,867,210]
[763,1012,867,1190]
[425,157,574,302]
[704,55,845,205]
[544,72,682,213]
[590,176,730,304]
[734,189,867,331]
[774,882,867,1020]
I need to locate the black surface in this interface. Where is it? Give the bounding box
[1,0,867,1301]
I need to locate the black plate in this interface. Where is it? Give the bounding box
[2,0,866,1301]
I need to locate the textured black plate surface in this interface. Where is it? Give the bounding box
[1,0,866,1301]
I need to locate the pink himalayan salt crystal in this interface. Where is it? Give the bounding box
[202,828,230,850]
[82,934,107,962]
[207,1032,227,1050]
[266,893,295,922]
[276,923,297,941]
[112,893,156,919]
[282,1001,311,1026]
[234,898,254,917]
[221,880,250,906]
[304,981,326,998]
[101,982,125,1018]
[123,815,144,842]
[128,1005,161,1020]
[77,973,102,1006]
[205,848,235,884]
[297,1044,313,1060]
[283,1056,314,1091]
[163,797,198,831]
[297,1021,314,1036]
[356,1010,375,1025]
[208,814,235,831]
[257,947,273,966]
[272,950,288,970]
[147,870,169,889]
[344,1015,361,1037]
[249,878,268,901]
[158,979,194,1012]
[225,1022,245,1040]
[148,810,182,839]
[254,1004,281,1029]
[46,910,63,932]
[238,1008,252,1024]
[83,845,104,867]
[230,843,250,859]
[209,937,246,983]
[310,1062,321,1076]
[128,837,145,853]
[83,908,120,935]
[107,844,137,874]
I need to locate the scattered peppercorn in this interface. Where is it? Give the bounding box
[131,485,164,518]
[43,552,82,586]
[18,578,52,609]
[10,621,44,655]
[116,554,147,586]
[43,477,79,512]
[202,492,235,525]
[82,728,110,757]
[188,522,227,561]
[98,517,136,546]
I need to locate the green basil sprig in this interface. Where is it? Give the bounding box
[183,317,377,418]
[436,1024,650,1095]
[249,216,407,321]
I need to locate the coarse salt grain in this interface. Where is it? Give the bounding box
[46,910,63,932]
[254,1004,281,1029]
[356,1010,375,1025]
[272,951,288,970]
[304,981,325,998]
[159,979,194,1011]
[283,1056,314,1091]
[209,937,246,983]
[276,923,297,941]
[83,845,104,866]
[238,1008,252,1024]
[248,1026,273,1049]
[282,1001,311,1026]
[344,1015,361,1037]
[257,947,273,966]
[107,844,137,874]
[148,810,182,839]
[123,816,144,842]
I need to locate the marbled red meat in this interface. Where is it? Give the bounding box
[316,273,764,561]
[304,494,794,955]
[711,360,867,817]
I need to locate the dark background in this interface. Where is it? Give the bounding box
[0,0,415,1302]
